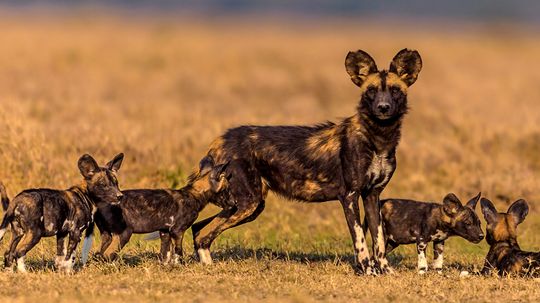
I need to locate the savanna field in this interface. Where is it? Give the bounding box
[1,13,540,302]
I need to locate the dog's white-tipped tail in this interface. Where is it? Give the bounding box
[144,231,160,241]
[81,234,93,265]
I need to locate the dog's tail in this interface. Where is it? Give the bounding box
[0,182,9,211]
[81,222,94,265]
[0,182,13,242]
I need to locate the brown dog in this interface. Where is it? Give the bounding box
[480,198,540,276]
[0,153,124,273]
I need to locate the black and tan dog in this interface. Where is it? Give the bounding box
[480,198,540,276]
[191,49,423,274]
[375,193,484,274]
[0,153,124,273]
[86,156,230,263]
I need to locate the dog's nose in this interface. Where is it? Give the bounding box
[116,192,124,199]
[378,103,390,114]
[479,233,484,240]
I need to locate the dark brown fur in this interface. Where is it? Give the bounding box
[480,198,540,276]
[191,49,423,274]
[89,156,230,263]
[0,153,124,273]
[376,193,483,273]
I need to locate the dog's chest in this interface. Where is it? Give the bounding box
[365,151,393,188]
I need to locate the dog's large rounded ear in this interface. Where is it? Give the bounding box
[443,193,462,215]
[465,192,482,210]
[345,50,378,87]
[78,154,99,179]
[199,155,215,176]
[507,199,529,226]
[480,198,499,225]
[389,49,422,86]
[106,153,124,172]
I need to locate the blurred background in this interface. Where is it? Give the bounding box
[0,0,539,268]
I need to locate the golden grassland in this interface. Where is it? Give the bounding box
[0,14,540,302]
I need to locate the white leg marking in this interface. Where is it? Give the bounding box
[433,251,444,270]
[17,256,27,273]
[353,221,369,261]
[198,249,213,265]
[417,243,428,274]
[172,253,181,264]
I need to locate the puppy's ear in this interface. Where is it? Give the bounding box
[345,50,378,87]
[465,192,482,210]
[199,155,215,176]
[106,153,124,172]
[78,154,99,179]
[442,193,462,215]
[480,198,499,225]
[507,199,529,226]
[389,49,422,86]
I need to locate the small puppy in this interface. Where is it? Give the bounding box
[87,155,230,263]
[0,153,124,273]
[480,198,540,276]
[374,193,484,274]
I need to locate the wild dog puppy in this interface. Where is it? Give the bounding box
[480,198,540,276]
[376,193,484,274]
[192,49,423,274]
[0,153,124,273]
[89,156,230,263]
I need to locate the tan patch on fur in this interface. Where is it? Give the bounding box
[207,137,225,160]
[306,127,340,155]
[191,174,212,197]
[381,202,393,217]
[492,214,516,242]
[303,180,322,195]
[386,73,408,92]
[103,234,121,258]
[358,74,381,94]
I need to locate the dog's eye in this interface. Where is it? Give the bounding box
[391,87,401,96]
[366,86,377,97]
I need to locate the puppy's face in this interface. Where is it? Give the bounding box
[481,198,529,245]
[78,153,124,205]
[442,193,484,243]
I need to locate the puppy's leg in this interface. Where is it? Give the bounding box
[13,230,42,273]
[433,241,444,273]
[61,231,82,273]
[416,241,428,274]
[55,233,68,269]
[159,232,172,264]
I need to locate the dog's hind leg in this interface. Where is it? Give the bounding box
[159,232,172,264]
[55,233,68,269]
[194,202,260,265]
[13,230,42,273]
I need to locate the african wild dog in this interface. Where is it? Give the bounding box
[86,156,230,263]
[190,49,423,274]
[374,193,483,274]
[0,153,124,273]
[480,198,540,276]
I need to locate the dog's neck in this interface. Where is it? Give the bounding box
[354,110,403,153]
[68,183,95,213]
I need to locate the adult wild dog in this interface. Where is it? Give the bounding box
[192,49,423,274]
[480,198,540,276]
[88,156,230,263]
[0,153,124,273]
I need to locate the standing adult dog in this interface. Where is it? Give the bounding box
[192,49,422,274]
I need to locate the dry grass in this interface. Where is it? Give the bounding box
[0,13,540,302]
